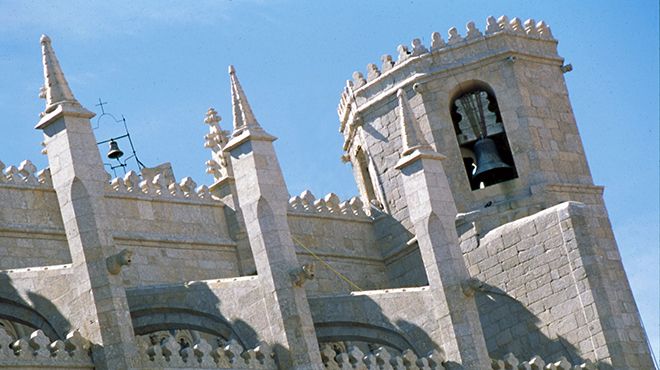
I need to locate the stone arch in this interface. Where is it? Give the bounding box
[447,79,517,189]
[0,297,60,339]
[448,79,499,108]
[130,307,241,345]
[315,321,417,355]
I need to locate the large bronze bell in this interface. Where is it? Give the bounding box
[472,137,514,185]
[107,140,124,160]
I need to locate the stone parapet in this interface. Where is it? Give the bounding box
[320,343,446,369]
[109,170,217,204]
[288,190,371,220]
[491,352,597,370]
[338,15,560,151]
[136,333,276,369]
[0,328,93,369]
[0,160,52,189]
[321,345,599,370]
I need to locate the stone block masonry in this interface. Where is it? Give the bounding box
[0,14,653,370]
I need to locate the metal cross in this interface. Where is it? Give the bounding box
[95,98,108,114]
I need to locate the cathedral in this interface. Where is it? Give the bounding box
[0,15,654,370]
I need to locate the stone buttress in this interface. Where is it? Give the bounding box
[394,88,491,368]
[34,35,138,369]
[222,65,323,369]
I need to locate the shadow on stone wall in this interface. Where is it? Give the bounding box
[373,212,429,288]
[127,281,260,347]
[311,292,447,364]
[474,281,613,370]
[125,279,298,366]
[0,273,71,340]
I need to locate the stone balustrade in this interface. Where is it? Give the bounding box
[321,344,599,370]
[491,352,598,370]
[136,333,277,369]
[0,328,93,368]
[320,344,447,370]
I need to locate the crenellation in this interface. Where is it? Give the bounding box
[288,190,370,220]
[0,17,651,370]
[4,166,22,184]
[353,71,367,89]
[367,63,381,82]
[537,21,554,40]
[0,160,53,189]
[465,21,483,40]
[381,54,395,72]
[410,38,429,56]
[179,176,197,196]
[497,15,512,32]
[447,26,463,45]
[430,32,445,51]
[510,17,525,34]
[524,19,540,37]
[109,170,219,205]
[17,160,38,185]
[396,44,411,64]
[485,16,500,35]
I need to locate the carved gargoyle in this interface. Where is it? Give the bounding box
[461,277,484,297]
[106,249,133,275]
[291,263,315,287]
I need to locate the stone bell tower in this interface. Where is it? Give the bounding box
[337,16,655,369]
[339,16,596,231]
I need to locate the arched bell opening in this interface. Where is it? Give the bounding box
[450,82,518,190]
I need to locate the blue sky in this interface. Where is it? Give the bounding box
[0,0,658,361]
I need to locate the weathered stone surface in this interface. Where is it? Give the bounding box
[0,15,652,370]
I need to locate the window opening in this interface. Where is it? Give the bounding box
[355,148,377,202]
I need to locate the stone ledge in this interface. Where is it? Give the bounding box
[113,231,237,249]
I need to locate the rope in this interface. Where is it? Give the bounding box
[291,235,363,292]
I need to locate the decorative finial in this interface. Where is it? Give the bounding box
[228,65,261,134]
[204,107,221,125]
[39,34,88,115]
[202,107,230,179]
[397,89,431,156]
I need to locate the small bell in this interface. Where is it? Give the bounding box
[107,140,124,160]
[472,137,514,185]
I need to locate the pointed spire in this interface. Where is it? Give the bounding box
[39,35,83,114]
[228,65,261,135]
[397,89,432,156]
